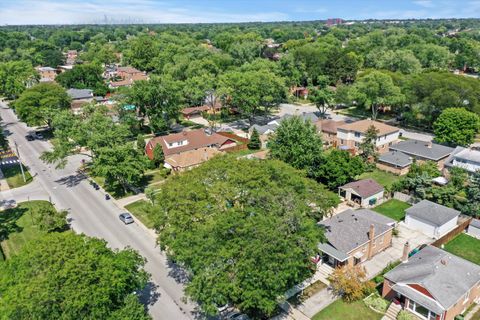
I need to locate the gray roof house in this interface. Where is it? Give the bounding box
[382,245,480,320]
[318,209,395,267]
[378,150,413,169]
[444,146,480,173]
[405,200,460,239]
[468,218,480,239]
[389,140,454,162]
[67,88,94,100]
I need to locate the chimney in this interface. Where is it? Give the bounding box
[367,224,375,260]
[426,141,432,149]
[402,242,410,263]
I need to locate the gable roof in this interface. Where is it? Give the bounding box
[337,119,399,136]
[378,150,413,168]
[340,179,384,198]
[250,123,279,135]
[406,200,460,227]
[147,128,234,157]
[165,147,221,169]
[444,146,480,172]
[315,119,346,134]
[67,88,94,100]
[389,140,454,161]
[319,209,394,254]
[385,245,480,310]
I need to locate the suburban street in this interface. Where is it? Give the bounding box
[0,101,197,320]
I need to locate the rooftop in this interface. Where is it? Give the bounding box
[66,88,94,100]
[389,140,454,161]
[340,179,384,198]
[315,119,346,134]
[319,209,394,254]
[406,199,460,227]
[164,147,221,169]
[337,119,399,136]
[378,150,412,168]
[385,245,480,310]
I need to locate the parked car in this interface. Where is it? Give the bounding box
[25,133,35,141]
[119,213,134,224]
[35,132,44,140]
[92,182,100,190]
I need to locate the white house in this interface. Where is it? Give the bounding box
[338,179,384,208]
[444,147,480,173]
[468,219,480,239]
[336,119,399,154]
[405,200,459,239]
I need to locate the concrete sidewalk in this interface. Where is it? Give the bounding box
[295,287,338,318]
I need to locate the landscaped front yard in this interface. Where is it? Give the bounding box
[0,201,55,258]
[312,299,383,320]
[373,199,411,221]
[357,169,400,189]
[125,199,155,229]
[2,164,33,188]
[444,233,480,265]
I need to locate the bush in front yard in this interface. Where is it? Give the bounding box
[363,292,388,313]
[397,310,417,320]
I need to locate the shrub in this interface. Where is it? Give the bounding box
[397,310,417,320]
[364,292,388,313]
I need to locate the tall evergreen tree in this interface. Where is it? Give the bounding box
[152,144,165,168]
[247,128,261,150]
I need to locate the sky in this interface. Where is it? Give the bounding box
[1,0,479,25]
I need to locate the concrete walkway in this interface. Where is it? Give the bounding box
[115,193,147,207]
[0,168,9,191]
[295,287,338,318]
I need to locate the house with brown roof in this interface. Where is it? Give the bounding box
[338,179,385,208]
[109,66,148,88]
[164,147,221,172]
[36,66,57,82]
[181,104,223,120]
[315,119,346,147]
[336,119,400,154]
[145,128,237,161]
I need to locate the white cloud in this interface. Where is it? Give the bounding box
[413,0,435,8]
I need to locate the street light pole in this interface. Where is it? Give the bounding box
[13,140,26,183]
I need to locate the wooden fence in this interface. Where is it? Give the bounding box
[431,215,472,248]
[217,131,250,153]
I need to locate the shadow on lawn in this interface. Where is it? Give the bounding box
[0,206,28,241]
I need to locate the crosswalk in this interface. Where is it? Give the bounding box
[0,148,20,166]
[1,159,19,165]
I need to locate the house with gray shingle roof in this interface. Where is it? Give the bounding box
[338,179,384,208]
[444,146,480,173]
[318,209,395,268]
[382,245,480,320]
[405,200,460,239]
[378,150,413,175]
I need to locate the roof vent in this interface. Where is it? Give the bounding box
[441,259,448,265]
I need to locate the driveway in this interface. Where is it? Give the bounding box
[274,103,318,117]
[364,222,434,279]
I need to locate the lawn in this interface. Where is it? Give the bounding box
[125,199,155,229]
[0,201,54,258]
[444,233,480,265]
[373,199,411,221]
[357,169,401,189]
[2,164,33,188]
[312,299,383,320]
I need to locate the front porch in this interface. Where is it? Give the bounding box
[317,242,349,268]
[388,285,444,320]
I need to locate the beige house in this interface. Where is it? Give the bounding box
[318,209,395,268]
[336,119,400,154]
[164,147,221,172]
[315,119,346,147]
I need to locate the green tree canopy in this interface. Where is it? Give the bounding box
[433,107,480,146]
[150,156,338,317]
[268,116,323,170]
[247,128,261,150]
[0,232,150,320]
[13,82,71,127]
[56,63,107,96]
[0,60,37,99]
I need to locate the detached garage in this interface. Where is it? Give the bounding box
[405,200,459,239]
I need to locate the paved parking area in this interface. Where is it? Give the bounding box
[364,222,434,279]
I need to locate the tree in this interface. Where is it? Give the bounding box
[136,134,146,151]
[268,116,323,171]
[56,63,107,96]
[462,171,480,217]
[310,150,366,190]
[433,108,480,146]
[310,86,335,118]
[328,265,375,302]
[369,49,422,74]
[449,166,468,190]
[145,186,156,205]
[348,71,405,119]
[150,157,338,317]
[13,82,71,127]
[247,128,261,150]
[0,232,150,319]
[359,125,379,161]
[0,60,37,99]
[33,203,68,233]
[152,144,165,168]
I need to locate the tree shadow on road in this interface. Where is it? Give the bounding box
[54,173,87,188]
[138,281,161,307]
[167,259,191,285]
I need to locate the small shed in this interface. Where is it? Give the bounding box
[338,179,384,208]
[468,219,480,239]
[405,200,459,239]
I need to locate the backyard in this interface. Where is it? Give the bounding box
[2,164,33,188]
[0,201,55,258]
[373,199,411,221]
[444,233,480,266]
[357,169,401,189]
[312,299,383,320]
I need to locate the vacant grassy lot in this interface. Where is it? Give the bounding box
[312,299,383,320]
[444,233,480,265]
[0,201,54,258]
[125,199,155,229]
[373,199,411,221]
[2,164,33,188]
[357,169,401,189]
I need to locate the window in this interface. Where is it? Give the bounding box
[354,132,361,138]
[340,139,344,144]
[407,300,438,320]
[379,236,384,245]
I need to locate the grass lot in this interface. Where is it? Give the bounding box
[444,233,480,265]
[0,201,54,258]
[312,299,383,320]
[373,199,411,221]
[125,200,155,229]
[469,306,480,320]
[357,169,401,189]
[2,164,33,188]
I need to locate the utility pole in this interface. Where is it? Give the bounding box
[13,140,26,183]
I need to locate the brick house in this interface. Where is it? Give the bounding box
[317,209,395,268]
[315,119,346,148]
[336,119,399,154]
[36,66,57,82]
[383,245,480,320]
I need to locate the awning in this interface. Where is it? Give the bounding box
[392,284,445,315]
[318,243,349,262]
[353,251,364,259]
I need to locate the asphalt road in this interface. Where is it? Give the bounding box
[0,102,198,320]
